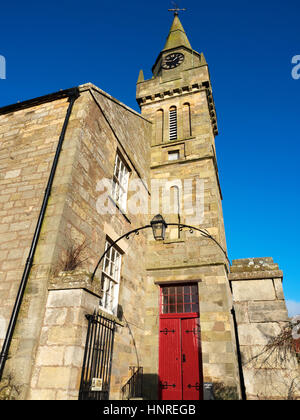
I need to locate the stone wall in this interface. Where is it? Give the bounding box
[0,94,79,399]
[28,272,100,400]
[0,84,152,400]
[230,258,300,400]
[0,96,70,351]
[60,84,152,400]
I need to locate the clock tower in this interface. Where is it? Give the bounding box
[136,12,218,148]
[136,12,220,238]
[137,13,241,399]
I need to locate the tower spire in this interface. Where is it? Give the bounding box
[163,9,191,51]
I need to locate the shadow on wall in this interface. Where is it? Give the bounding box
[118,305,159,400]
[141,374,159,401]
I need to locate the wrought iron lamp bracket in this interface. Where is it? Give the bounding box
[91,219,230,283]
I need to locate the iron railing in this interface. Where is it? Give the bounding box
[79,310,116,400]
[121,366,143,400]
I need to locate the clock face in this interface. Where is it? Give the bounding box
[162,53,184,69]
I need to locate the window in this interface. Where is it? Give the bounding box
[112,152,129,211]
[169,106,177,140]
[160,284,199,314]
[168,150,180,161]
[100,239,122,314]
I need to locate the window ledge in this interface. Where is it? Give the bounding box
[151,136,196,148]
[98,306,125,327]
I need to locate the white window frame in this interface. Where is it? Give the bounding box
[112,152,130,212]
[100,239,122,315]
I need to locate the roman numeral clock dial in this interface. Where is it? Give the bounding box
[162,52,184,69]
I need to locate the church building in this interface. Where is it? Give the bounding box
[0,12,298,400]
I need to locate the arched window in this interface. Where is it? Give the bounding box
[169,106,177,140]
[183,103,192,138]
[155,109,164,144]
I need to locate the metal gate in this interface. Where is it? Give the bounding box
[79,310,116,400]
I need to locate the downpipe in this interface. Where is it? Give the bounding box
[0,87,80,380]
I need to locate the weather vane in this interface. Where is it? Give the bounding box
[168,1,186,16]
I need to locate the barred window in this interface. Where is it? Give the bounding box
[112,152,129,211]
[100,239,122,314]
[169,106,177,140]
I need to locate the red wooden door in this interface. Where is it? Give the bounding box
[181,317,202,400]
[159,315,202,400]
[158,317,182,400]
[159,284,202,400]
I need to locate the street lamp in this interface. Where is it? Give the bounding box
[150,214,167,241]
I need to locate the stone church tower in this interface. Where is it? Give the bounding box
[137,13,241,399]
[0,13,298,400]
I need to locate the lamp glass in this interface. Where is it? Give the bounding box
[151,214,167,241]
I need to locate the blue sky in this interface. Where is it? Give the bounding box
[0,0,299,315]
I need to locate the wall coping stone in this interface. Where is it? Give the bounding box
[48,270,125,327]
[229,270,283,281]
[147,261,228,272]
[48,270,101,297]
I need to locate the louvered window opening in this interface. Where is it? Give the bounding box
[169,108,177,140]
